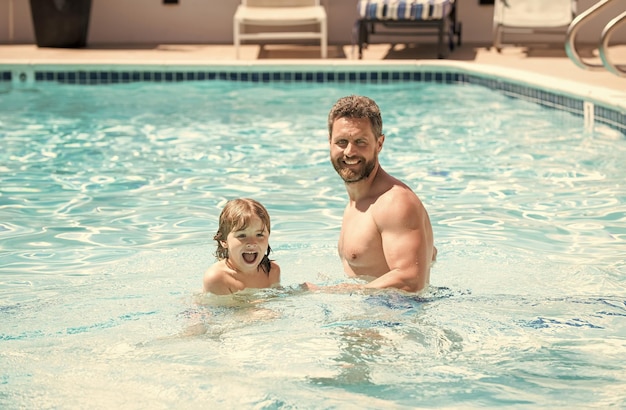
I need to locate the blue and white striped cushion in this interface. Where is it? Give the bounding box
[357,0,454,21]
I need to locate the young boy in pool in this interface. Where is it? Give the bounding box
[203,198,281,295]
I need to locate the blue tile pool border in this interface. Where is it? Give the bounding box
[1,66,624,135]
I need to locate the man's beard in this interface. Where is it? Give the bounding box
[332,156,376,183]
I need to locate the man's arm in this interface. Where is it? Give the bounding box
[365,191,433,292]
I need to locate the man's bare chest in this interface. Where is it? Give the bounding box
[338,210,383,268]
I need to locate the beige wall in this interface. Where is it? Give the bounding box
[1,0,625,46]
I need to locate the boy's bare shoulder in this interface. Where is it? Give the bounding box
[269,261,281,284]
[203,261,231,294]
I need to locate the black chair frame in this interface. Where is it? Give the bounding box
[356,4,462,59]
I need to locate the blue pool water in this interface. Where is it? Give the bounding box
[1,80,625,408]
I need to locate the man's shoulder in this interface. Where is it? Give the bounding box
[378,180,421,207]
[372,180,424,225]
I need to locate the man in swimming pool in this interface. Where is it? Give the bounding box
[326,95,437,293]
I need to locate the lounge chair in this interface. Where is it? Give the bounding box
[493,0,577,51]
[233,0,328,58]
[355,0,462,59]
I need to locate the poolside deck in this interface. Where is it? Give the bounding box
[1,42,624,93]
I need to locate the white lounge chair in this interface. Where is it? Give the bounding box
[233,0,328,58]
[493,0,577,51]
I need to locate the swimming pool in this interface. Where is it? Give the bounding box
[1,65,625,408]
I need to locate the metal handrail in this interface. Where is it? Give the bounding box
[565,0,614,71]
[599,10,626,77]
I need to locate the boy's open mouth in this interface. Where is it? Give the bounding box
[242,252,258,264]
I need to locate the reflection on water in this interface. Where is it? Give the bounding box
[1,81,625,408]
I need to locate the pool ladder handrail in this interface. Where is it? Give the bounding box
[599,9,626,76]
[565,0,626,77]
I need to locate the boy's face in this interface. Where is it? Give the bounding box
[222,216,269,273]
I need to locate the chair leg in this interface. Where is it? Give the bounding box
[438,21,445,58]
[321,20,327,58]
[358,20,367,60]
[234,22,240,59]
[493,25,503,52]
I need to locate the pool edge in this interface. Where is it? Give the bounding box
[1,59,624,134]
